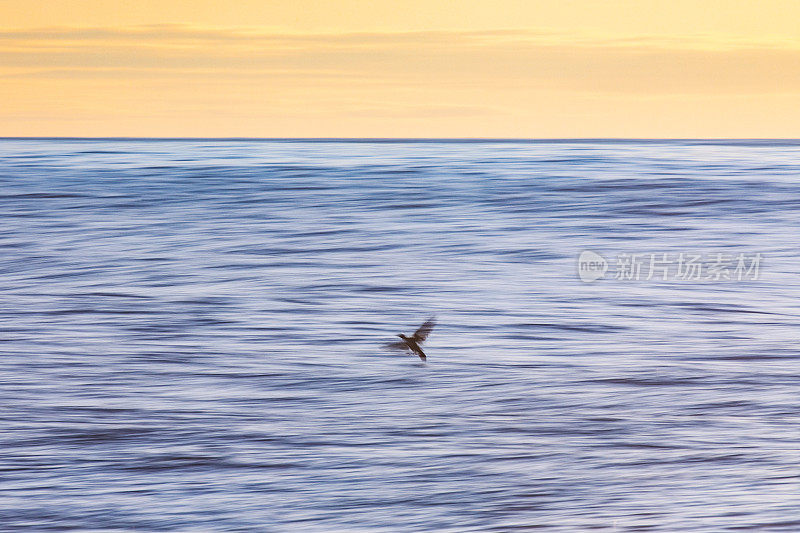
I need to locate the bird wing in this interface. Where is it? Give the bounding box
[411,316,436,343]
[384,340,410,351]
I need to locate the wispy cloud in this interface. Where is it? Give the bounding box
[1,24,797,49]
[1,24,799,137]
[1,25,799,96]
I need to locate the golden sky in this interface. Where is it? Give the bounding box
[2,0,800,137]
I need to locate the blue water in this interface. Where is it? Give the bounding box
[2,138,800,531]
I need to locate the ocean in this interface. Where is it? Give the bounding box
[2,138,800,531]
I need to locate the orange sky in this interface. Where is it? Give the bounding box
[2,0,800,137]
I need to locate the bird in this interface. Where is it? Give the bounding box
[385,316,437,360]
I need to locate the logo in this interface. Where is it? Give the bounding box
[577,250,608,282]
[575,250,762,282]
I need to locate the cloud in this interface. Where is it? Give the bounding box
[1,23,799,137]
[0,26,798,93]
[0,24,796,50]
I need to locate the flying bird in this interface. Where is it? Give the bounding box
[385,316,437,360]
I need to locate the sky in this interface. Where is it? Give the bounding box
[2,0,800,137]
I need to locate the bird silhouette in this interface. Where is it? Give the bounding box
[385,316,437,360]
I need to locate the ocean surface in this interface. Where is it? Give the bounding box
[2,138,800,532]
